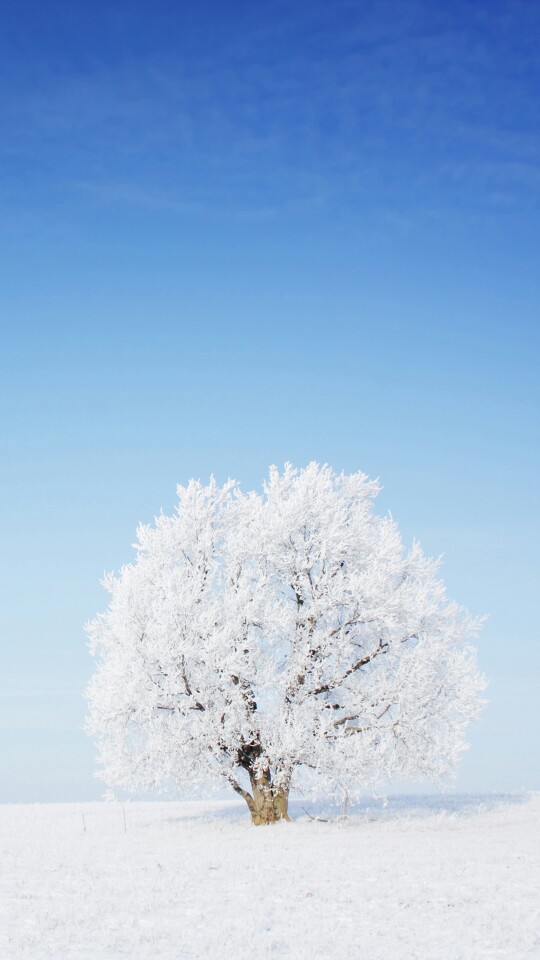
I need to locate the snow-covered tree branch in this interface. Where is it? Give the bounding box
[86,463,485,824]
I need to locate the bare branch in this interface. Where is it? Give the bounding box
[312,639,389,696]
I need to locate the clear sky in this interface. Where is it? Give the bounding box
[1,0,539,802]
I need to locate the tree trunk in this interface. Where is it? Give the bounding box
[247,768,291,825]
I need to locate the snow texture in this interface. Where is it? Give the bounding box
[1,793,538,959]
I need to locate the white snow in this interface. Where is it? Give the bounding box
[1,793,538,960]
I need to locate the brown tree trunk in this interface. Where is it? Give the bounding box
[227,753,291,825]
[247,768,291,825]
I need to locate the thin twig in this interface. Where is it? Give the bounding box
[300,805,328,823]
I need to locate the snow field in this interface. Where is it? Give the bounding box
[1,794,538,960]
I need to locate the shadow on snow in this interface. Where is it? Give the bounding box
[165,791,528,825]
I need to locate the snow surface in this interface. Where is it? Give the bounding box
[1,793,538,959]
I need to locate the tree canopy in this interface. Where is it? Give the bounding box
[86,463,484,823]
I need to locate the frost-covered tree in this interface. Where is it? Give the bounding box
[86,463,484,824]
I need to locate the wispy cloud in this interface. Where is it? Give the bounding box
[2,0,540,222]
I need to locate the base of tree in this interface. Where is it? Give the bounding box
[242,772,291,825]
[249,789,291,825]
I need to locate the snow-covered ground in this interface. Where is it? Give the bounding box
[1,793,538,959]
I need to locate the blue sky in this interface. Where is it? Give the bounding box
[1,0,539,801]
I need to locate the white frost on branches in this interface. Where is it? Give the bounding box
[86,463,485,819]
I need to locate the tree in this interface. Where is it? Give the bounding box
[86,463,484,824]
